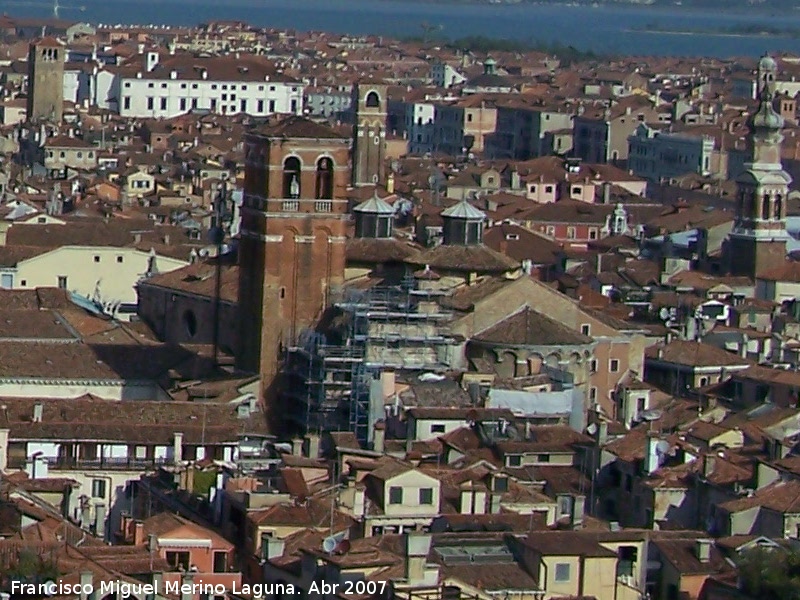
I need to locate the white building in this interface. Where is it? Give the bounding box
[114,52,303,118]
[628,123,715,182]
[430,61,466,88]
[405,101,436,155]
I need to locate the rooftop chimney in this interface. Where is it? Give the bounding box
[695,538,712,563]
[405,533,432,584]
[0,428,9,472]
[373,420,385,453]
[643,433,661,475]
[172,431,183,464]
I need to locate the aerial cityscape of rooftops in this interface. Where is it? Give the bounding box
[5,4,800,600]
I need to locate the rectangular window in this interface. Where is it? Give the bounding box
[419,488,433,505]
[610,359,620,372]
[507,455,521,467]
[389,486,403,504]
[213,551,227,573]
[0,274,12,288]
[91,479,106,498]
[537,454,551,463]
[431,424,445,434]
[160,97,167,110]
[291,99,298,113]
[123,96,131,110]
[257,99,264,112]
[146,97,153,110]
[241,99,247,113]
[93,255,100,263]
[57,276,67,289]
[180,98,187,111]
[554,563,571,582]
[567,227,576,239]
[166,551,191,571]
[581,324,590,336]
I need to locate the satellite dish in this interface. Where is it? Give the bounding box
[640,409,663,421]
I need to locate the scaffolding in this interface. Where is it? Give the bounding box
[282,276,458,444]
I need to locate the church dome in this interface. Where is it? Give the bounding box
[752,101,784,131]
[759,54,777,72]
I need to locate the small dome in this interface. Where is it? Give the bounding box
[353,193,394,215]
[759,53,777,71]
[441,199,485,220]
[752,101,784,131]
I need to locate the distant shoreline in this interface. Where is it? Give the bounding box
[626,28,794,39]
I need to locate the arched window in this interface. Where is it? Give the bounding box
[315,157,333,200]
[282,156,301,199]
[762,193,771,220]
[365,91,380,108]
[775,194,783,220]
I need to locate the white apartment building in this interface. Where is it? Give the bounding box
[430,61,466,88]
[628,123,715,182]
[114,51,303,118]
[405,101,436,155]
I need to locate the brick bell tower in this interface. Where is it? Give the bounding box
[728,54,791,278]
[238,117,351,423]
[351,81,387,186]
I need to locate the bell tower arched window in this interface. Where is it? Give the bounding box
[365,91,380,108]
[762,193,771,220]
[282,157,301,199]
[315,157,333,200]
[775,194,783,220]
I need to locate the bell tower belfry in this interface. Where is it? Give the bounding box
[352,82,387,186]
[728,54,791,279]
[237,117,351,421]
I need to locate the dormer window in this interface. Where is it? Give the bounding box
[505,233,519,241]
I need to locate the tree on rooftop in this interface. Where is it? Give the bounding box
[736,546,800,600]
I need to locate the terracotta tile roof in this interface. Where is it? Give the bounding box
[482,223,563,265]
[0,396,268,444]
[653,538,730,576]
[495,426,593,455]
[757,260,800,282]
[345,238,421,264]
[719,478,800,514]
[439,276,513,312]
[139,261,238,303]
[520,531,623,557]
[407,407,515,421]
[645,340,753,368]
[473,305,593,347]
[249,499,356,530]
[442,562,539,592]
[406,244,519,274]
[252,115,346,139]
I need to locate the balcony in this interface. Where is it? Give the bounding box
[46,456,171,470]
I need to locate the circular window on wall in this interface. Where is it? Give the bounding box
[183,310,198,338]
